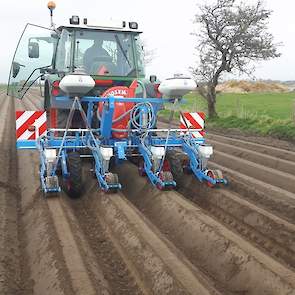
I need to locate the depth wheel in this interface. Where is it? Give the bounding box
[156,171,174,191]
[206,169,223,188]
[66,152,83,198]
[103,173,119,194]
[206,170,215,188]
[207,169,224,188]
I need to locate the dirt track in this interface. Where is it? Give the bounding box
[0,90,295,294]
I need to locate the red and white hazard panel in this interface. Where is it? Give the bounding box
[180,112,205,138]
[16,111,47,141]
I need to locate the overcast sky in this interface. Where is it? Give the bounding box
[0,0,294,83]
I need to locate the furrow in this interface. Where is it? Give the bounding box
[207,132,295,161]
[212,150,295,193]
[117,163,295,295]
[210,161,295,222]
[0,96,23,294]
[176,171,295,268]
[208,138,295,175]
[77,184,222,295]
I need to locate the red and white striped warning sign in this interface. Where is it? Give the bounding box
[180,112,205,138]
[16,111,47,140]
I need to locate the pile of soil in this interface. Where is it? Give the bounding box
[216,80,289,93]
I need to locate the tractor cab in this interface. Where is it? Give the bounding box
[7,17,145,99]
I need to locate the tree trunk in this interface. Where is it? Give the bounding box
[207,86,218,118]
[207,99,218,118]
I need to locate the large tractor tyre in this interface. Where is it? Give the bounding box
[166,150,185,180]
[66,152,83,198]
[43,82,70,129]
[56,109,87,129]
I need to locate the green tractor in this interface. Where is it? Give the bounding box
[8,2,227,195]
[8,1,159,127]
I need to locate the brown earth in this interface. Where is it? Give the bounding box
[0,90,294,294]
[216,80,290,93]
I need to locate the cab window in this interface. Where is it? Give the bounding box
[8,24,56,98]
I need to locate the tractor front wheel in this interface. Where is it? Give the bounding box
[66,152,83,198]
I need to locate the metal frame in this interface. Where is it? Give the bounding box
[17,95,227,194]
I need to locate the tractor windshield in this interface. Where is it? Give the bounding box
[7,24,57,98]
[55,28,145,77]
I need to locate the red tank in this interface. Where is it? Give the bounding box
[98,80,137,139]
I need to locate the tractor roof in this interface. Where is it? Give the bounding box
[57,25,142,34]
[57,19,142,34]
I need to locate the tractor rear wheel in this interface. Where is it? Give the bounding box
[66,152,83,198]
[166,150,185,179]
[138,158,146,176]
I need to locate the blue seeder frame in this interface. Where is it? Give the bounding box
[17,95,227,194]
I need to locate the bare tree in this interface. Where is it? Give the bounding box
[142,40,156,66]
[191,0,280,118]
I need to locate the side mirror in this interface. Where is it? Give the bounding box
[28,41,39,58]
[12,62,21,78]
[150,75,157,83]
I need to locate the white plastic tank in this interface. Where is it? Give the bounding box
[158,76,197,98]
[59,73,95,96]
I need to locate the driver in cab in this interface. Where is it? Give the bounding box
[83,39,112,74]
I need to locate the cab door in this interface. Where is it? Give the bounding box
[7,24,57,99]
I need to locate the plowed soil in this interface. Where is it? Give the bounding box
[0,90,294,294]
